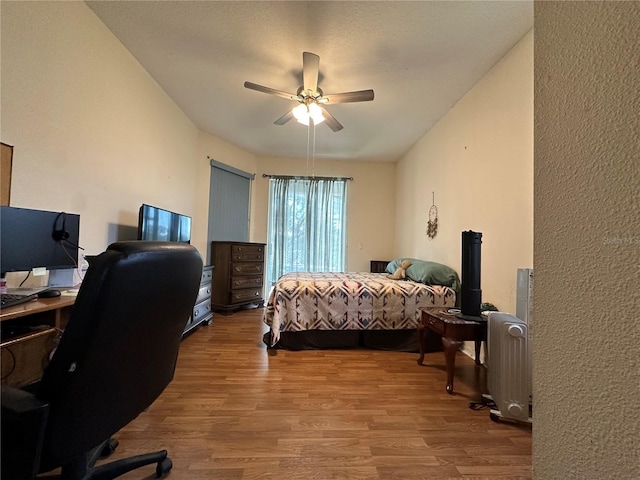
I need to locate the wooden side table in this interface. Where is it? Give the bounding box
[417,307,487,394]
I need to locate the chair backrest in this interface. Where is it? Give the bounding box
[35,241,203,469]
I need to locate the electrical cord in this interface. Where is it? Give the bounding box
[1,347,17,380]
[61,237,85,251]
[18,271,32,287]
[59,238,86,270]
[469,397,496,411]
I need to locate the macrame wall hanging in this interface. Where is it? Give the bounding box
[426,192,438,239]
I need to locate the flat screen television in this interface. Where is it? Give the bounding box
[0,206,80,275]
[137,204,191,243]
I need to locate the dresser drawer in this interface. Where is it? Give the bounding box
[230,288,263,304]
[192,298,212,323]
[194,283,212,304]
[422,312,445,335]
[231,244,265,262]
[231,262,264,275]
[230,275,263,290]
[201,267,213,284]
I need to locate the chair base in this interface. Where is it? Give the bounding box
[39,439,172,480]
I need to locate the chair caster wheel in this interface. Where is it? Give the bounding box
[489,412,500,423]
[156,457,173,477]
[100,438,119,457]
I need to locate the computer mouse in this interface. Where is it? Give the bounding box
[38,289,62,298]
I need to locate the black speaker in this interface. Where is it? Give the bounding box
[458,230,482,320]
[52,212,70,241]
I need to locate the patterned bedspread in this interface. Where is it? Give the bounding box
[263,272,456,342]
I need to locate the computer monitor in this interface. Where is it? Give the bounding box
[0,206,80,276]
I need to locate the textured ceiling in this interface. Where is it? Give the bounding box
[87,1,533,162]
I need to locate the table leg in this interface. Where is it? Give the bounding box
[416,324,426,365]
[474,340,482,365]
[442,336,463,394]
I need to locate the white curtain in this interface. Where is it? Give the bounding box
[267,176,347,286]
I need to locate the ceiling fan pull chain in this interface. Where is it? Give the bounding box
[306,120,311,175]
[312,122,316,178]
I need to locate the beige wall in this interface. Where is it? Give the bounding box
[395,30,534,316]
[1,1,199,255]
[534,3,639,479]
[252,156,396,272]
[0,1,258,260]
[0,1,394,270]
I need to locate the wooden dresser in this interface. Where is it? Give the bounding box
[210,241,266,314]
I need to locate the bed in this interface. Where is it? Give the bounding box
[263,259,460,351]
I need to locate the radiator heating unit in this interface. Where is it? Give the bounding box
[484,312,532,423]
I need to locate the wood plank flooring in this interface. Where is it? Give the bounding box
[108,309,532,479]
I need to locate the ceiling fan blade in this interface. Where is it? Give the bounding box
[274,110,295,126]
[244,81,298,101]
[302,52,320,94]
[321,89,375,104]
[319,106,343,132]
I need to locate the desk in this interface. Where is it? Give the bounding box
[417,307,487,394]
[1,296,75,387]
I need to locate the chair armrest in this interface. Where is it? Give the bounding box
[1,384,47,412]
[1,385,50,480]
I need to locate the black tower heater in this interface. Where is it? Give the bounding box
[458,230,482,320]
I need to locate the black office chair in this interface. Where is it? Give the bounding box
[1,241,203,480]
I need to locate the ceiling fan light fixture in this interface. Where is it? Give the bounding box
[308,103,325,124]
[293,102,325,126]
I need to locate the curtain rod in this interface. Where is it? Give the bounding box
[262,174,353,181]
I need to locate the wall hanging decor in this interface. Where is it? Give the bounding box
[427,192,438,239]
[1,143,13,205]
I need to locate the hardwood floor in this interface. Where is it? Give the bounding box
[110,309,532,479]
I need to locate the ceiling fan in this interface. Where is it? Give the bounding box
[244,52,374,132]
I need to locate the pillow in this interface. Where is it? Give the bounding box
[386,258,461,291]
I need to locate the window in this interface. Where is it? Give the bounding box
[207,160,253,262]
[267,176,347,285]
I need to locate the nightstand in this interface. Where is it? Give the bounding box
[418,307,487,394]
[369,260,390,273]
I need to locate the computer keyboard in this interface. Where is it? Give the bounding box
[0,293,37,309]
